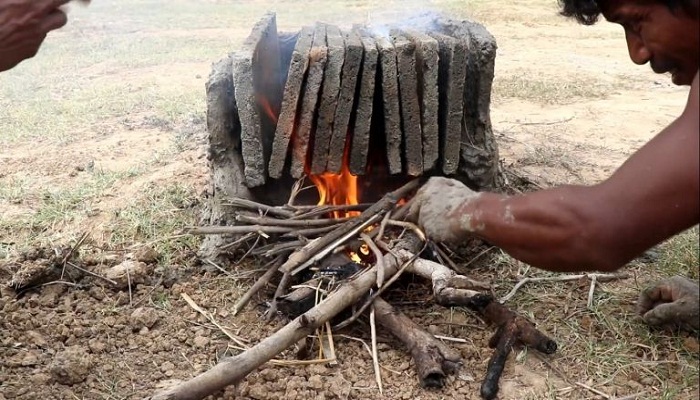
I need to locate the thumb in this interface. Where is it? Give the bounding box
[642,302,684,327]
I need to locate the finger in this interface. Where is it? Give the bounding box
[38,9,68,33]
[642,302,684,327]
[637,282,676,313]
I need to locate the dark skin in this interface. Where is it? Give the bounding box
[410,0,699,330]
[0,0,90,72]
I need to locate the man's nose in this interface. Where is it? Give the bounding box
[625,29,651,65]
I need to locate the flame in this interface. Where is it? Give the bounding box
[257,94,278,124]
[308,161,360,218]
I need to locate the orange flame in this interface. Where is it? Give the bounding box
[308,160,360,218]
[257,94,278,124]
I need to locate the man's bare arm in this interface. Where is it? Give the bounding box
[412,72,699,272]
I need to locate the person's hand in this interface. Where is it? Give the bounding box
[0,0,88,72]
[407,177,481,244]
[637,275,699,332]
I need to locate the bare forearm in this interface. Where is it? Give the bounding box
[456,186,619,272]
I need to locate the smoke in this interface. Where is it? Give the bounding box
[359,0,445,38]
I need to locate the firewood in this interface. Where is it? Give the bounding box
[150,235,421,400]
[278,179,419,276]
[400,251,557,400]
[373,297,462,388]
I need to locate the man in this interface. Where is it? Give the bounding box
[409,0,699,331]
[0,0,88,72]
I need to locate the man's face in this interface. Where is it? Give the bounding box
[599,0,699,85]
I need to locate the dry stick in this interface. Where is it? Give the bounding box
[279,179,420,276]
[361,233,385,288]
[369,304,383,394]
[235,235,261,266]
[236,214,351,227]
[289,214,382,276]
[373,297,462,388]
[188,225,295,235]
[219,232,256,251]
[251,241,305,257]
[499,273,630,303]
[401,252,555,400]
[151,240,417,400]
[224,198,295,218]
[233,256,284,316]
[587,274,598,309]
[60,232,90,280]
[575,382,611,399]
[286,177,305,207]
[291,203,374,219]
[65,261,118,286]
[267,272,293,321]
[181,293,248,348]
[332,241,427,331]
[386,220,426,241]
[281,225,339,239]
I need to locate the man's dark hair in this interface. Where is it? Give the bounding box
[559,0,699,25]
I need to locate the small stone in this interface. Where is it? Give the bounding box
[25,330,48,348]
[88,338,106,354]
[130,307,159,331]
[105,260,151,289]
[308,375,323,390]
[132,246,159,264]
[193,336,209,348]
[49,346,92,385]
[161,361,175,373]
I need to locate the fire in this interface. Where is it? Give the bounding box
[308,160,360,218]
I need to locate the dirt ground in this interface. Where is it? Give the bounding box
[0,1,698,399]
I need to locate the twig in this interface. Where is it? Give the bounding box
[203,259,235,278]
[126,260,133,307]
[181,293,248,348]
[499,273,629,303]
[224,198,294,218]
[65,261,118,286]
[279,179,420,275]
[369,304,383,394]
[60,232,89,280]
[386,220,426,241]
[267,272,292,321]
[251,240,306,257]
[291,203,373,219]
[188,225,295,235]
[332,240,426,330]
[281,225,339,239]
[286,177,305,207]
[376,211,392,242]
[323,321,337,366]
[575,381,611,399]
[235,235,261,266]
[587,274,598,309]
[432,243,460,272]
[361,233,385,288]
[289,214,382,276]
[373,297,461,388]
[219,232,257,251]
[236,214,350,227]
[233,257,284,316]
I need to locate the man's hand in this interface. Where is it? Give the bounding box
[637,276,699,332]
[0,0,87,72]
[407,177,481,244]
